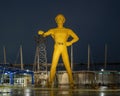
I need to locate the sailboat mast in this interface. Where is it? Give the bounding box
[3,46,7,64]
[88,44,90,70]
[71,45,73,71]
[104,44,107,69]
[20,45,24,70]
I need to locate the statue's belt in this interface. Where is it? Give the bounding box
[56,42,64,45]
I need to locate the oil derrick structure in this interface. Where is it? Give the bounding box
[33,35,47,72]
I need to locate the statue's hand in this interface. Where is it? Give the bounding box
[66,42,72,46]
[38,30,44,35]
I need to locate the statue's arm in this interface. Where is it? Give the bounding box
[38,30,53,37]
[67,30,79,46]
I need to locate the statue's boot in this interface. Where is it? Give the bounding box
[70,83,76,89]
[46,82,52,88]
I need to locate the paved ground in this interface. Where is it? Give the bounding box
[0,86,120,96]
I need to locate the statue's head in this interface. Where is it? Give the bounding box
[55,14,66,24]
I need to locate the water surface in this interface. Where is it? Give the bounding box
[0,87,120,96]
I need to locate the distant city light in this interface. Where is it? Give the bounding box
[4,73,8,75]
[26,69,29,72]
[101,69,104,71]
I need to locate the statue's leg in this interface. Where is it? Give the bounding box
[48,48,61,87]
[61,48,74,87]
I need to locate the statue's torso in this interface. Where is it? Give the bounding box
[51,28,70,43]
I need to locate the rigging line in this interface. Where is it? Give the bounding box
[14,47,20,64]
[90,46,95,71]
[88,44,95,71]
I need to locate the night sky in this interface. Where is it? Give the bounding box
[0,0,120,64]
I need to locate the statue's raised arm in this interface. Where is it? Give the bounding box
[38,30,53,37]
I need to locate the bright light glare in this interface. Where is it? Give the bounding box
[100,92,105,96]
[26,69,29,72]
[24,88,31,96]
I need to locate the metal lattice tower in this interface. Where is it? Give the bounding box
[33,35,47,72]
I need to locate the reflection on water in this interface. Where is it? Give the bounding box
[0,87,120,96]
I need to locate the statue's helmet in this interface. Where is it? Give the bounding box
[55,14,66,24]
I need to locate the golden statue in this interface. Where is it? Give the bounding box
[38,14,79,88]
